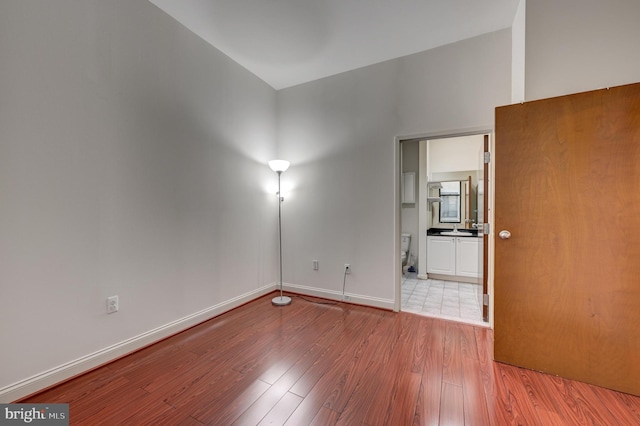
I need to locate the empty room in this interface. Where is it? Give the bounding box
[1,0,640,424]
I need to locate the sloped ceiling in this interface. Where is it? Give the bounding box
[149,0,520,90]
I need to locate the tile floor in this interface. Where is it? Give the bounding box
[401,273,487,326]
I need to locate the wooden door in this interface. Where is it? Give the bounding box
[494,82,640,396]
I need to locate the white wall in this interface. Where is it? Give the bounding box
[526,0,640,100]
[401,141,419,265]
[511,0,526,103]
[396,30,512,135]
[276,30,511,305]
[428,135,485,176]
[0,0,277,400]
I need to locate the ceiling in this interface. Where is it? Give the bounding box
[149,0,521,90]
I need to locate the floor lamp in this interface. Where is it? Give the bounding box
[269,160,291,306]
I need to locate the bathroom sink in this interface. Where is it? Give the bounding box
[440,231,473,236]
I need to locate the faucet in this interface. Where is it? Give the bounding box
[453,224,458,231]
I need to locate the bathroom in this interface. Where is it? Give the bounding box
[400,134,487,325]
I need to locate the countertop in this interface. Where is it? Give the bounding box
[427,228,479,237]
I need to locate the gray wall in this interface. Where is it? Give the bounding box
[276,29,511,303]
[526,0,640,100]
[0,0,277,396]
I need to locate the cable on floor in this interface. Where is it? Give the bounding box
[293,295,338,305]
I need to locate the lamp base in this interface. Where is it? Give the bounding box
[272,295,292,306]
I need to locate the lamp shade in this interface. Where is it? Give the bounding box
[268,160,290,173]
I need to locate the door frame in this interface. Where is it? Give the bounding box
[394,126,495,327]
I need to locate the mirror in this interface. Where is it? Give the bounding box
[428,175,479,229]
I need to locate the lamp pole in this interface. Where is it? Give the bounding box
[276,171,284,299]
[270,160,291,306]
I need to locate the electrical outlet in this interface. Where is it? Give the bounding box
[344,264,351,274]
[313,260,319,270]
[107,295,119,314]
[343,295,351,301]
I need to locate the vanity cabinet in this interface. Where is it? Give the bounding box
[455,237,480,277]
[426,237,456,275]
[427,236,480,278]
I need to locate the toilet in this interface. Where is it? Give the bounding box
[401,233,411,270]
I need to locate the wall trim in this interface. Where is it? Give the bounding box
[283,282,395,311]
[0,284,276,403]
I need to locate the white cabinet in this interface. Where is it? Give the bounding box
[427,236,480,278]
[455,237,480,277]
[402,172,416,203]
[427,236,455,275]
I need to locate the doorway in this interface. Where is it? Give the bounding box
[398,132,490,326]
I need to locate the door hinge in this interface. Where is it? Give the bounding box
[484,152,491,163]
[483,223,490,235]
[483,294,489,306]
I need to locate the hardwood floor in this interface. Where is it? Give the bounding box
[23,293,640,425]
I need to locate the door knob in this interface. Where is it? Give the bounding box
[499,230,511,239]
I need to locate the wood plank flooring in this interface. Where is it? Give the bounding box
[23,293,640,425]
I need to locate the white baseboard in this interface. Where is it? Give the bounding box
[426,273,481,284]
[2,282,394,403]
[282,283,394,311]
[0,284,275,403]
